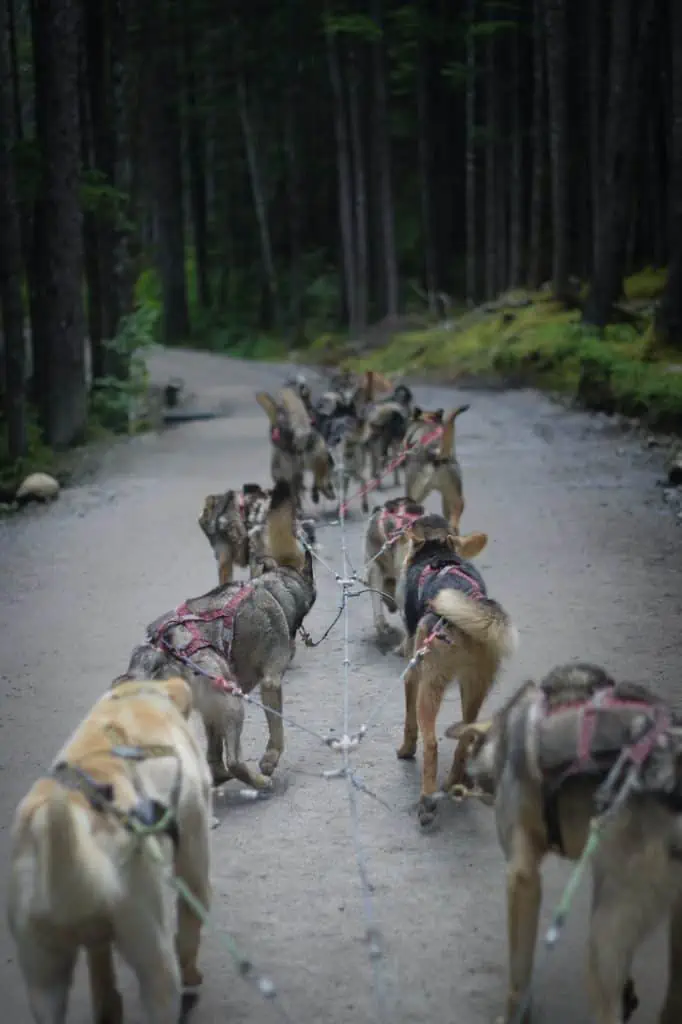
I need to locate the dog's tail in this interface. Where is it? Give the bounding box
[430,589,518,660]
[32,788,121,926]
[267,480,304,571]
[439,404,470,459]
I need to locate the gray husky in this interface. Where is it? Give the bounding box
[115,480,316,791]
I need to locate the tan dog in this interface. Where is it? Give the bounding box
[395,513,517,826]
[363,496,426,641]
[7,676,212,1024]
[450,662,682,1024]
[256,387,335,510]
[404,404,469,523]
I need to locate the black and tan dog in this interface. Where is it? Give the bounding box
[256,386,335,510]
[199,483,316,583]
[364,496,426,641]
[450,662,682,1024]
[198,483,270,584]
[395,513,517,826]
[404,404,470,523]
[362,382,417,489]
[117,480,316,792]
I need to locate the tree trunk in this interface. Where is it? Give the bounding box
[0,0,27,458]
[30,0,87,448]
[464,0,478,304]
[372,0,399,318]
[583,0,658,328]
[182,0,211,311]
[508,19,524,288]
[236,71,280,331]
[348,46,368,332]
[284,70,303,341]
[110,0,133,347]
[484,17,497,300]
[416,14,436,313]
[588,0,603,273]
[326,25,357,331]
[543,0,569,299]
[528,0,547,289]
[148,0,190,344]
[78,47,104,382]
[655,0,682,347]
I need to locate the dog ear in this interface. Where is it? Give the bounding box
[455,531,488,559]
[407,518,427,548]
[161,676,194,719]
[255,392,279,425]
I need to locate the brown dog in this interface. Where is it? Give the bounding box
[395,513,517,826]
[404,404,469,523]
[199,483,270,584]
[7,676,212,1023]
[363,496,426,641]
[450,662,682,1024]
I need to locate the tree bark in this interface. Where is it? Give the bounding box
[0,0,27,458]
[30,0,87,448]
[484,16,497,300]
[583,0,658,328]
[464,0,478,304]
[110,0,133,349]
[528,0,547,289]
[372,0,399,318]
[348,46,368,331]
[183,0,211,311]
[543,0,569,299]
[326,25,357,331]
[148,0,190,344]
[236,71,280,331]
[508,19,524,288]
[416,14,437,313]
[655,0,682,347]
[588,0,603,273]
[78,46,104,382]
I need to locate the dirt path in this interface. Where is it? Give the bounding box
[1,349,681,1024]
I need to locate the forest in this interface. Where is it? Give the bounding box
[0,0,681,476]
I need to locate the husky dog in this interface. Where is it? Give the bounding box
[395,513,517,826]
[256,386,335,510]
[198,483,270,583]
[451,662,682,1024]
[364,497,426,640]
[8,675,212,1023]
[116,481,316,792]
[404,404,470,524]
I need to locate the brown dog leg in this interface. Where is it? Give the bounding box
[258,676,284,776]
[88,944,123,1024]
[587,877,640,1024]
[444,659,493,793]
[396,662,419,761]
[174,810,211,1006]
[416,676,446,827]
[205,724,231,787]
[504,828,542,1024]
[217,553,233,586]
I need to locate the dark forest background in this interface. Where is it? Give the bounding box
[0,0,681,467]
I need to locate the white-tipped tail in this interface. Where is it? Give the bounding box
[31,790,121,926]
[431,589,518,659]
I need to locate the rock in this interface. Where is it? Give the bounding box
[16,472,60,503]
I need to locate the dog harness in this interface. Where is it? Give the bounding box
[536,686,674,855]
[377,502,423,543]
[417,561,486,604]
[147,583,254,695]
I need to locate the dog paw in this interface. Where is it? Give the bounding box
[311,487,320,504]
[623,979,639,1021]
[259,750,281,777]
[396,740,417,760]
[250,772,275,791]
[417,795,438,828]
[209,764,232,788]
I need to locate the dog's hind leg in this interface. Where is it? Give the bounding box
[415,672,447,826]
[444,656,495,793]
[174,805,211,1005]
[503,828,542,1024]
[87,944,123,1024]
[396,658,419,761]
[217,552,234,586]
[222,701,272,790]
[116,898,182,1024]
[205,723,231,787]
[368,563,391,640]
[587,864,646,1024]
[18,941,76,1024]
[258,675,284,776]
[660,894,682,1024]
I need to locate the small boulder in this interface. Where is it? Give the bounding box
[666,447,682,487]
[15,472,60,503]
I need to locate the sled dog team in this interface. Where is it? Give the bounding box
[8,370,682,1024]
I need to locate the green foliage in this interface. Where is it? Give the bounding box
[324,12,383,42]
[80,168,130,226]
[0,410,58,498]
[88,304,160,433]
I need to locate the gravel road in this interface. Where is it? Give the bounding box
[1,348,681,1024]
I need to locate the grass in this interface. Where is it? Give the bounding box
[336,272,682,432]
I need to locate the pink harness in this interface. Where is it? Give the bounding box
[149,584,254,695]
[378,502,423,543]
[417,562,485,602]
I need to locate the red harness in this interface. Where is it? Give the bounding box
[378,503,423,544]
[148,584,254,695]
[417,562,485,602]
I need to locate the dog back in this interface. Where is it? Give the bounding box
[403,543,487,636]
